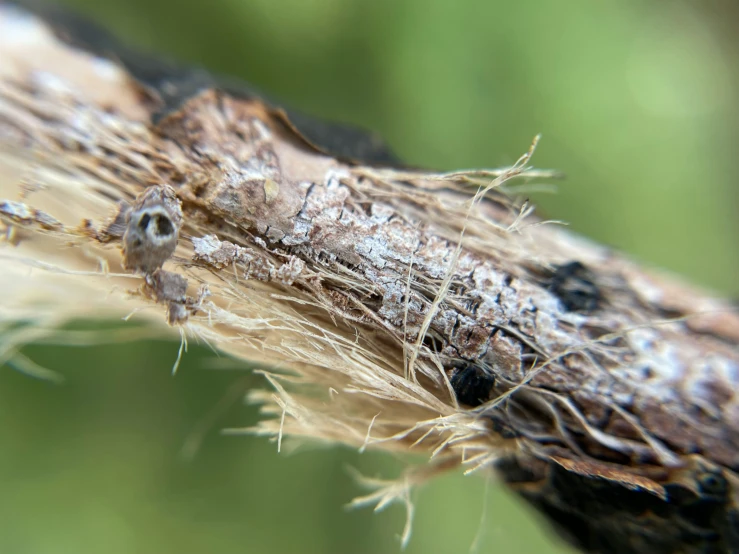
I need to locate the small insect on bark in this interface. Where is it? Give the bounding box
[119,185,192,325]
[121,184,183,273]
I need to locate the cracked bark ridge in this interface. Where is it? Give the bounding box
[0,4,738,553]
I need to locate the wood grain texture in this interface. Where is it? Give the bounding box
[0,3,737,552]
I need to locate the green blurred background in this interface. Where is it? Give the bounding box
[2,1,738,553]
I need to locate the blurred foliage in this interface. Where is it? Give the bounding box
[3,0,738,553]
[1,327,568,554]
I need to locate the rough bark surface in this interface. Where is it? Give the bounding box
[0,3,737,553]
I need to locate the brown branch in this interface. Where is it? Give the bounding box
[0,3,737,553]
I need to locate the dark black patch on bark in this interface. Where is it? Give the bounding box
[496,456,737,554]
[547,261,602,313]
[271,108,399,169]
[10,0,401,166]
[449,363,495,407]
[725,510,739,552]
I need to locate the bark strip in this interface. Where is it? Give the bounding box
[0,3,737,553]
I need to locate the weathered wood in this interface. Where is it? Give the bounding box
[0,3,737,552]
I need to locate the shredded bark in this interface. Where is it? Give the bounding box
[0,4,737,553]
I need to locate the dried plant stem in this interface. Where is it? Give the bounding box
[0,4,737,553]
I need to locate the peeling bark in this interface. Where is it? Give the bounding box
[0,3,737,553]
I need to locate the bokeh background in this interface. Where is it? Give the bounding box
[2,1,738,553]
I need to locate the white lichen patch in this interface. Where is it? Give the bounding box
[0,199,64,232]
[276,256,305,286]
[192,234,251,268]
